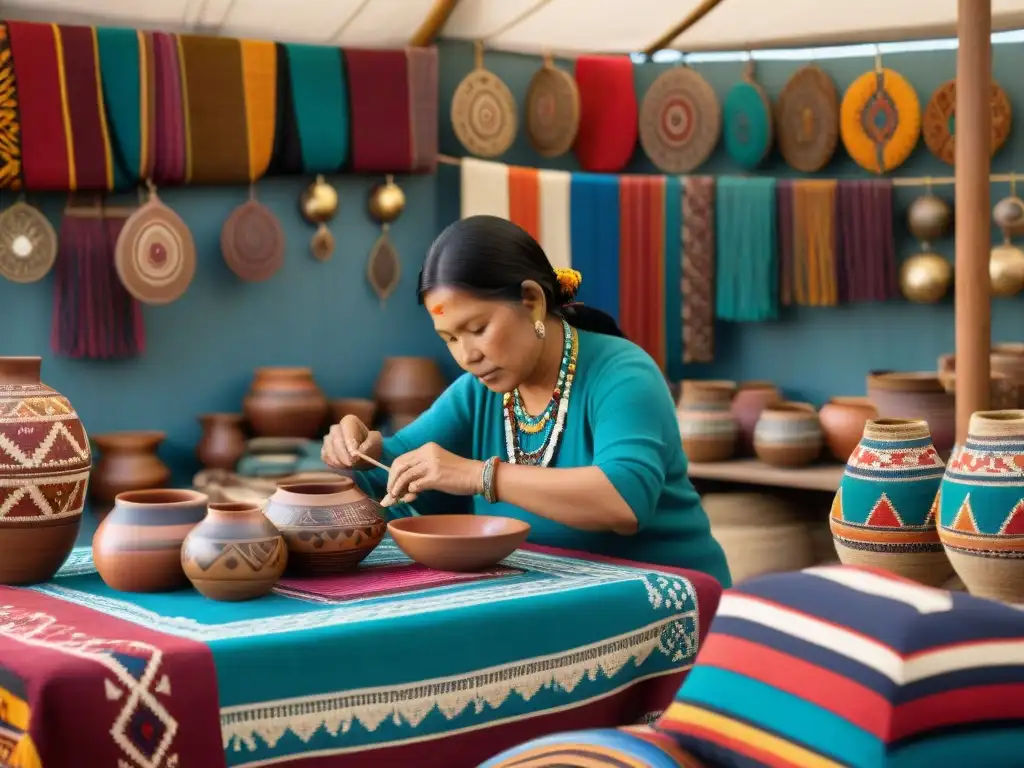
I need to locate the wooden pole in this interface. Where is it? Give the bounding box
[641,0,728,57]
[955,0,993,443]
[410,0,461,47]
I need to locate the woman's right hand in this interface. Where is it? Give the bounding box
[321,416,383,470]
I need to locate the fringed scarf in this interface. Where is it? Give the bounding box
[715,176,778,321]
[569,172,620,319]
[619,175,666,367]
[682,176,716,363]
[791,179,838,306]
[345,49,413,173]
[776,180,794,305]
[837,180,899,302]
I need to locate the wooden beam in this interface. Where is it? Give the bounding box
[642,0,728,57]
[410,0,461,47]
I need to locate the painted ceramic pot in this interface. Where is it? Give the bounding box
[867,372,955,457]
[831,418,950,586]
[90,431,172,508]
[93,489,207,592]
[0,356,91,585]
[374,357,446,418]
[243,367,329,439]
[753,402,823,468]
[196,413,247,471]
[181,502,287,601]
[677,380,737,463]
[264,479,386,574]
[730,381,781,457]
[819,396,879,462]
[939,410,1024,602]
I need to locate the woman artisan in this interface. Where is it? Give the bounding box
[321,216,731,587]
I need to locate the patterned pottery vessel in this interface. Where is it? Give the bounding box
[196,413,247,471]
[243,367,329,439]
[677,380,737,463]
[181,502,287,601]
[753,402,823,468]
[93,489,208,592]
[819,396,879,462]
[729,381,780,457]
[939,410,1024,602]
[867,372,955,457]
[90,431,171,508]
[264,479,386,574]
[0,356,91,585]
[830,418,951,585]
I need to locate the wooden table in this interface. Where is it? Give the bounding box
[687,459,844,493]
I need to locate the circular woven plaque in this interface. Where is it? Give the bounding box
[723,79,773,170]
[0,202,57,284]
[923,79,1012,166]
[840,68,921,174]
[639,67,721,174]
[525,61,580,158]
[115,195,196,304]
[775,65,839,173]
[221,200,285,282]
[451,68,518,158]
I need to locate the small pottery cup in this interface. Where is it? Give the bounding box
[677,380,738,463]
[753,402,823,468]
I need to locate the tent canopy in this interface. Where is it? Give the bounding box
[3,0,1024,54]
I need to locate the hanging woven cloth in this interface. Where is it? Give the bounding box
[619,175,666,367]
[573,56,637,173]
[508,166,541,242]
[239,40,277,181]
[0,22,23,191]
[776,180,795,306]
[715,177,779,321]
[790,180,838,307]
[663,176,684,381]
[150,32,186,185]
[460,158,509,219]
[682,176,716,363]
[345,49,413,173]
[538,170,572,269]
[836,180,898,302]
[569,172,620,319]
[407,46,439,173]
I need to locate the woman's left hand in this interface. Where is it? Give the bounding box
[383,443,483,507]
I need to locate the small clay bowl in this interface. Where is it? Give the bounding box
[388,515,530,572]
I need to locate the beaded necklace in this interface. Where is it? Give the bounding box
[502,319,578,466]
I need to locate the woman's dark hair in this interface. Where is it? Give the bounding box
[418,215,624,337]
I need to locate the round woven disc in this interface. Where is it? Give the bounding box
[451,68,518,158]
[723,80,773,170]
[923,79,1012,166]
[639,68,721,174]
[115,199,196,304]
[525,63,580,158]
[775,65,839,173]
[221,200,285,282]
[840,68,921,174]
[0,202,57,284]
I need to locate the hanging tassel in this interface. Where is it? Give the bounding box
[715,176,778,321]
[791,180,839,306]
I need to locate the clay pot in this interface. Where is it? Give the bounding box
[753,402,823,468]
[730,381,781,456]
[90,431,171,507]
[867,372,955,457]
[243,367,329,439]
[819,396,879,462]
[990,344,1024,408]
[264,479,386,574]
[196,413,246,471]
[374,357,446,418]
[0,356,91,585]
[181,502,287,601]
[93,489,207,592]
[329,398,378,428]
[938,353,1020,409]
[677,380,738,463]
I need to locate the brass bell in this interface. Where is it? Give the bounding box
[991,243,1024,297]
[993,195,1024,239]
[368,176,406,225]
[899,252,952,303]
[300,175,339,225]
[907,194,952,244]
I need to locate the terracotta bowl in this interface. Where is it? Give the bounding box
[388,515,530,572]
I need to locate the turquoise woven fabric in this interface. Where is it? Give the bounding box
[714,177,778,321]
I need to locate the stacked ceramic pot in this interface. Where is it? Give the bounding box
[677,380,737,463]
[831,418,950,585]
[753,402,823,467]
[818,397,878,462]
[867,372,955,457]
[730,381,780,457]
[939,410,1024,602]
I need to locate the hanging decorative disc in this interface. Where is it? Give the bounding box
[723,74,773,170]
[221,199,285,282]
[775,65,839,173]
[524,58,580,158]
[0,202,57,283]
[840,67,921,174]
[638,67,721,174]
[115,190,196,304]
[367,232,400,302]
[451,66,518,158]
[922,79,1012,166]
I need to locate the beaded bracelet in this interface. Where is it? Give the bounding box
[481,456,500,503]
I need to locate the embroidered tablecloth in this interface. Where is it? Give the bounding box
[0,538,721,768]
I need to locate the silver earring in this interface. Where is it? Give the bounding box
[534,320,546,339]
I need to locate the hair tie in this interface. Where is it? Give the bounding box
[554,268,583,303]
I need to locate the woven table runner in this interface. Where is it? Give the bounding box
[619,175,666,368]
[346,48,413,172]
[682,176,716,363]
[407,46,439,172]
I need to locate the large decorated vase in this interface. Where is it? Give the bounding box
[939,410,1024,602]
[831,418,950,585]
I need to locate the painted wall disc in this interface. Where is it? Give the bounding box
[0,202,57,283]
[775,65,839,173]
[115,197,196,304]
[840,67,921,174]
[524,62,580,158]
[451,67,518,158]
[639,67,721,174]
[923,79,1012,166]
[221,199,285,282]
[723,79,773,169]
